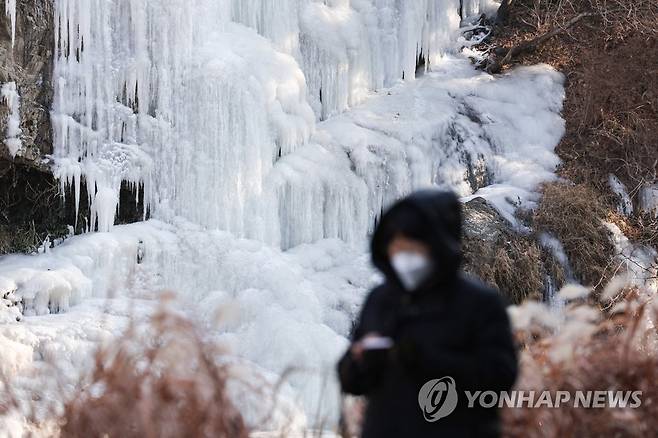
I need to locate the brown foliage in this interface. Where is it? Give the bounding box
[464,236,548,304]
[503,288,658,437]
[59,304,248,438]
[533,182,615,286]
[461,198,557,304]
[468,0,658,308]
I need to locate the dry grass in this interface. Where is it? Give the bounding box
[0,163,70,254]
[0,295,318,436]
[58,303,248,438]
[464,236,548,304]
[461,198,557,304]
[0,223,43,254]
[503,284,658,437]
[533,182,615,288]
[607,211,658,250]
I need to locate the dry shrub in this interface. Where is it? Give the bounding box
[462,197,560,304]
[534,182,615,287]
[0,164,71,255]
[0,224,42,254]
[60,300,248,438]
[608,210,658,253]
[504,284,658,437]
[466,238,547,304]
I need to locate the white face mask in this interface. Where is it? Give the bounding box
[390,251,434,291]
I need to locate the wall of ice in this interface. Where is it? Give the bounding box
[8,57,567,318]
[51,0,493,244]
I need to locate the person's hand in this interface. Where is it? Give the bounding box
[351,332,382,362]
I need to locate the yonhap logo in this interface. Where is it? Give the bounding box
[418,376,458,422]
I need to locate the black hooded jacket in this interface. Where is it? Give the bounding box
[338,191,518,438]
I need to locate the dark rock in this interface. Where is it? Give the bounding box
[0,161,69,253]
[0,1,60,253]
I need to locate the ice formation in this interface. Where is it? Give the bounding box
[608,174,633,216]
[640,184,658,217]
[51,0,563,242]
[51,0,510,241]
[0,220,375,431]
[0,277,21,323]
[2,60,565,431]
[1,81,22,158]
[3,0,16,47]
[604,222,658,295]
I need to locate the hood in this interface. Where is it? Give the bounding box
[371,190,463,288]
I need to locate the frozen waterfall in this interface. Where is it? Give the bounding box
[51,0,491,244]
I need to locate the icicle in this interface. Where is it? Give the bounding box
[640,185,658,218]
[4,0,16,48]
[1,81,22,157]
[90,187,118,233]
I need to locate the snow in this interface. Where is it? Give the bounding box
[604,222,658,295]
[0,220,375,431]
[1,81,22,158]
[0,277,21,323]
[608,174,633,216]
[639,184,658,217]
[4,0,16,48]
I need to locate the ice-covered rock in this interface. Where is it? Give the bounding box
[1,81,22,157]
[608,174,633,216]
[639,184,658,217]
[0,275,21,322]
[604,222,657,295]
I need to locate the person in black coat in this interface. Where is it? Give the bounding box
[338,190,518,438]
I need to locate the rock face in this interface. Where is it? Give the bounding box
[462,197,564,304]
[0,1,66,253]
[0,0,54,166]
[0,1,145,253]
